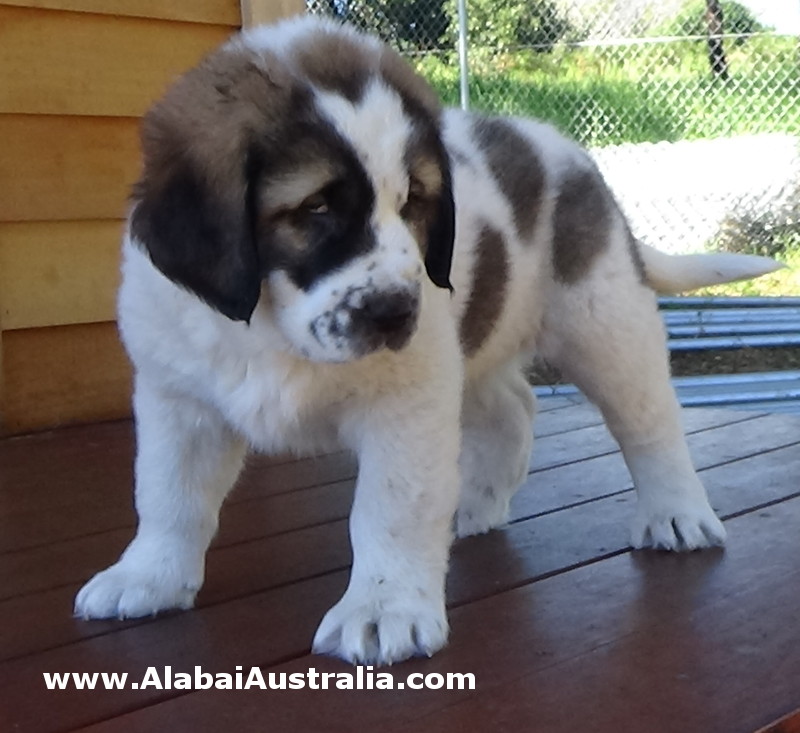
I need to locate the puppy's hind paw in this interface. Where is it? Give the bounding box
[312,591,448,666]
[455,486,511,538]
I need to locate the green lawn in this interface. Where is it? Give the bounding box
[416,36,800,147]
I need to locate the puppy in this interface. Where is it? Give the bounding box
[75,16,779,665]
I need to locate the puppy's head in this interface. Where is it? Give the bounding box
[130,17,454,362]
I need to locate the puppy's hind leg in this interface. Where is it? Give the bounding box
[456,364,535,537]
[75,375,247,619]
[540,274,725,551]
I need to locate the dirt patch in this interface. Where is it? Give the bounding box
[670,346,800,376]
[528,347,800,386]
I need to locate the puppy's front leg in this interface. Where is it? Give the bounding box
[75,375,246,619]
[313,390,461,666]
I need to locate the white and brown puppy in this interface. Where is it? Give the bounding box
[75,16,779,664]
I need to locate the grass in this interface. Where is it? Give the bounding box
[415,36,800,147]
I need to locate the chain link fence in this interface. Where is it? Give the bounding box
[307,0,800,260]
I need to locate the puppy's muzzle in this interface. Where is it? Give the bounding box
[351,289,420,352]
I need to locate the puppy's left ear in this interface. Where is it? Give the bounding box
[424,161,456,291]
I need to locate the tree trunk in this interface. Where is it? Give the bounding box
[705,0,730,80]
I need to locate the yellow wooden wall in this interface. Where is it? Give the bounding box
[0,0,304,435]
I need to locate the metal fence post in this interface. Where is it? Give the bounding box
[456,0,470,110]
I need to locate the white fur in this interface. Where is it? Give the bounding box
[639,243,782,293]
[76,16,777,665]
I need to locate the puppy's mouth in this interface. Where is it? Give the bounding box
[309,285,421,359]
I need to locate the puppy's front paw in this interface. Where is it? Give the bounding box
[75,556,201,620]
[631,496,726,551]
[312,586,448,665]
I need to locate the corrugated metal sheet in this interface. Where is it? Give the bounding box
[535,372,800,412]
[661,297,800,352]
[535,297,800,413]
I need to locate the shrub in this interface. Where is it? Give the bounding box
[451,0,578,55]
[654,0,770,42]
[711,177,800,259]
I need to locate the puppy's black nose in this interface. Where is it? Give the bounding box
[363,292,416,333]
[353,290,419,350]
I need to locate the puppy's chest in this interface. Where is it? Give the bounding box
[205,350,344,455]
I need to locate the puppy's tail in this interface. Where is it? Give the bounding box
[638,242,783,294]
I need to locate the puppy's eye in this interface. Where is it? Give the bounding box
[299,193,329,216]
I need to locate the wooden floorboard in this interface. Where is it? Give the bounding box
[73,502,800,733]
[1,403,798,732]
[0,409,779,660]
[0,406,762,555]
[757,709,800,733]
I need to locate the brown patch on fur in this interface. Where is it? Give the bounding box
[552,164,612,284]
[290,28,372,103]
[460,222,509,356]
[401,135,444,251]
[290,26,441,119]
[472,116,545,242]
[134,47,295,214]
[396,80,455,290]
[400,191,437,254]
[379,47,442,118]
[409,156,442,195]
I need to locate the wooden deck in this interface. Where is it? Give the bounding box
[1,399,799,732]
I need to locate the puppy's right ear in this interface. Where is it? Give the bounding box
[128,51,287,323]
[424,159,455,292]
[130,150,262,324]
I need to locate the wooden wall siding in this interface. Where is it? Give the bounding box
[2,323,132,434]
[0,115,140,223]
[0,221,122,329]
[0,1,304,435]
[241,0,305,27]
[0,6,233,117]
[0,0,242,25]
